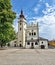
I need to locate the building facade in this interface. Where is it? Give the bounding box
[17,10,48,49]
[17,10,26,47]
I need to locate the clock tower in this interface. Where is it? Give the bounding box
[18,10,26,47]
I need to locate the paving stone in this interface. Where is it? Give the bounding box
[0,49,55,65]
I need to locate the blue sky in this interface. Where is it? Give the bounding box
[11,0,55,40]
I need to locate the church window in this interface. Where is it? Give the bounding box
[20,28,21,30]
[42,42,43,44]
[32,33,33,35]
[34,32,36,35]
[20,23,21,25]
[27,42,30,45]
[14,41,16,43]
[20,20,22,22]
[19,44,22,47]
[20,41,21,42]
[35,42,38,45]
[29,33,31,35]
[14,44,16,47]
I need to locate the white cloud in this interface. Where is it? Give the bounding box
[45,3,49,7]
[34,8,38,13]
[33,4,41,14]
[32,4,55,40]
[42,4,55,15]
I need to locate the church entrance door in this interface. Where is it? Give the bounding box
[31,43,34,48]
[41,45,45,49]
[19,44,22,47]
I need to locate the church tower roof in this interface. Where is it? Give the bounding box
[19,10,25,18]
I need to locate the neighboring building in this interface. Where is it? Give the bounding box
[17,10,48,49]
[39,37,48,49]
[49,40,55,46]
[7,40,17,47]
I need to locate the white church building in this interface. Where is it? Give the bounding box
[15,10,48,49]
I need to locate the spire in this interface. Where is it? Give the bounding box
[19,10,24,18]
[21,10,23,15]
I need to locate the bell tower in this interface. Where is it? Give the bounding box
[18,10,26,47]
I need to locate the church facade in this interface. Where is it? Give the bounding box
[17,10,48,49]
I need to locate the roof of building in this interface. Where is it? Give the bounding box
[39,37,48,41]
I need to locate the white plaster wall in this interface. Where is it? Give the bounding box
[22,22,26,47]
[25,42,31,48]
[34,43,39,49]
[9,40,16,47]
[25,42,39,49]
[27,36,38,40]
[26,24,39,41]
[39,40,48,49]
[18,18,26,47]
[18,19,23,46]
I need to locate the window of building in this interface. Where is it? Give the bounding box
[34,32,36,35]
[29,33,31,35]
[42,42,43,44]
[35,42,38,45]
[20,41,21,42]
[14,41,16,43]
[19,44,22,47]
[14,44,16,47]
[32,33,33,35]
[20,23,21,25]
[27,42,30,45]
[20,28,21,30]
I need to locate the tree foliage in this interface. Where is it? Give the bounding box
[0,0,16,47]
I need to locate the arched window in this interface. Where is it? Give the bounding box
[14,41,16,43]
[35,42,38,45]
[19,44,22,47]
[29,33,31,35]
[20,20,22,22]
[20,23,21,25]
[20,41,21,42]
[42,42,43,44]
[32,33,33,35]
[34,32,36,35]
[27,42,30,45]
[20,28,21,30]
[14,44,16,47]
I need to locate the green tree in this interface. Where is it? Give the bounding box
[0,0,16,47]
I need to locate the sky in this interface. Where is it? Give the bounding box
[11,0,55,40]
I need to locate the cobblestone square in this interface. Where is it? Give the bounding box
[0,48,55,65]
